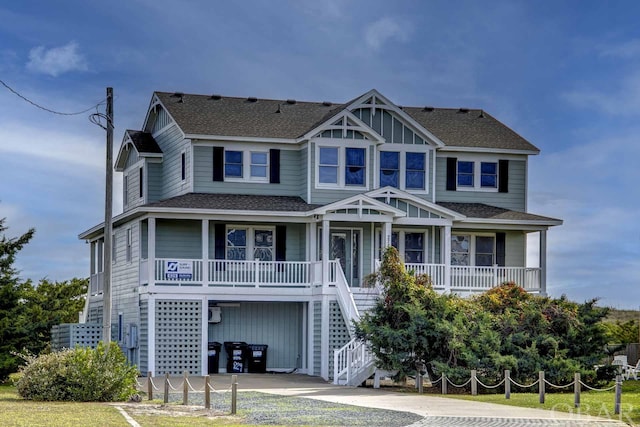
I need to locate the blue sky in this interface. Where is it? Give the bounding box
[0,1,638,307]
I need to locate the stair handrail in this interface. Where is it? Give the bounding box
[332,260,360,324]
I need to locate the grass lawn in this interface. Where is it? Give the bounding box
[440,380,640,425]
[0,385,248,427]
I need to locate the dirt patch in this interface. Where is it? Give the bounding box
[112,402,241,421]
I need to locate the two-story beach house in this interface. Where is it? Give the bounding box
[77,89,561,385]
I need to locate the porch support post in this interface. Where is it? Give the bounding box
[309,222,317,261]
[322,219,330,287]
[320,295,330,380]
[539,229,547,296]
[443,225,451,292]
[201,295,208,375]
[202,220,209,286]
[307,301,315,375]
[383,221,392,249]
[148,217,156,288]
[148,296,156,375]
[90,241,96,276]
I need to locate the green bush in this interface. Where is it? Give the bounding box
[15,342,138,401]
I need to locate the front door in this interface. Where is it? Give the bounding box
[329,230,360,287]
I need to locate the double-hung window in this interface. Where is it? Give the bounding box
[405,152,425,190]
[319,147,339,184]
[225,151,243,178]
[250,152,268,179]
[345,148,365,186]
[380,152,399,187]
[480,162,497,188]
[253,229,274,261]
[457,161,474,188]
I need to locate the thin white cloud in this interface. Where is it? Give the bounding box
[598,39,640,59]
[364,17,412,51]
[26,41,88,76]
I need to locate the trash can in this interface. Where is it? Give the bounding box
[208,342,222,374]
[224,341,247,373]
[247,344,268,373]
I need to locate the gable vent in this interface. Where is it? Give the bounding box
[458,108,469,113]
[247,96,258,102]
[423,106,435,112]
[211,94,222,100]
[286,99,296,105]
[322,101,332,106]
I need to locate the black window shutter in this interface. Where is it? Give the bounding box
[213,147,224,182]
[139,167,144,198]
[214,223,225,259]
[498,160,509,193]
[446,157,457,191]
[275,225,286,261]
[270,149,281,184]
[496,232,506,267]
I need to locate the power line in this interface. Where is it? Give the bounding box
[0,78,106,116]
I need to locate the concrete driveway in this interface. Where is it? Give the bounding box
[214,373,630,426]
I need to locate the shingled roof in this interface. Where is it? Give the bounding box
[125,130,162,154]
[154,91,538,152]
[437,202,561,223]
[144,193,321,212]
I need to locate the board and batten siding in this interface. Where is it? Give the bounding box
[435,156,527,212]
[153,124,190,200]
[192,145,303,197]
[208,302,303,370]
[156,219,202,259]
[111,220,141,345]
[123,161,145,211]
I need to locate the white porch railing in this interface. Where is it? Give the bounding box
[154,258,204,284]
[333,339,375,386]
[402,263,542,293]
[208,260,312,286]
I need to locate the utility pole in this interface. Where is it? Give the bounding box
[102,87,114,344]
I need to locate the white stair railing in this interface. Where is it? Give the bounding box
[332,260,360,325]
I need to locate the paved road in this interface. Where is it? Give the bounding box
[146,374,631,426]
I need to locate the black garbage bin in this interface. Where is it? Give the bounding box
[224,341,247,373]
[247,344,268,373]
[208,342,222,374]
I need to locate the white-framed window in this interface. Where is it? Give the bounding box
[456,159,499,191]
[222,149,269,182]
[316,144,369,188]
[381,229,428,263]
[226,226,274,261]
[250,151,268,180]
[451,233,496,266]
[378,149,428,192]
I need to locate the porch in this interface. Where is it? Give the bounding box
[89,259,543,294]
